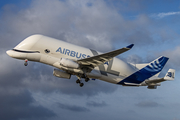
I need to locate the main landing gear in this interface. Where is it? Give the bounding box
[76,76,84,87]
[85,78,90,82]
[76,79,84,87]
[24,59,28,66]
[76,75,90,87]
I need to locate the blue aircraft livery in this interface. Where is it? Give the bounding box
[56,47,90,59]
[167,72,175,78]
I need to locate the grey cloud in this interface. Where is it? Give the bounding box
[124,30,153,45]
[0,53,30,88]
[155,46,180,71]
[23,72,118,96]
[86,101,108,107]
[136,101,161,108]
[0,0,158,53]
[57,102,90,112]
[0,51,118,96]
[1,0,178,55]
[125,54,143,64]
[0,90,56,120]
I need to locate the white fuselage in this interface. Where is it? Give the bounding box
[7,34,137,84]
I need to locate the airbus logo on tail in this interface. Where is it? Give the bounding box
[167,72,175,78]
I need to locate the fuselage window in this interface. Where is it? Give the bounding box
[45,49,50,53]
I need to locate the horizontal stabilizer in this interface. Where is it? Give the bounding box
[124,82,140,86]
[141,69,175,89]
[164,69,175,81]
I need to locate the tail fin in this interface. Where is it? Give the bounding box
[118,56,169,85]
[131,56,169,77]
[144,56,169,73]
[138,56,169,81]
[164,69,175,80]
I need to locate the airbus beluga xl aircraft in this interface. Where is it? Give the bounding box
[6,35,175,89]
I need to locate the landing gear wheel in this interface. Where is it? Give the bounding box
[24,59,28,66]
[85,78,90,82]
[80,83,84,87]
[76,79,80,84]
[24,62,28,66]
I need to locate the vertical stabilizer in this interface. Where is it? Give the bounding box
[118,56,169,85]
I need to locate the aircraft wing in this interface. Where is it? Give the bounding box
[77,44,134,68]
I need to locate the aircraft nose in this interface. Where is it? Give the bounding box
[6,50,13,57]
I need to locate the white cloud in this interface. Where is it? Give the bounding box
[0,0,157,52]
[151,11,180,19]
[161,46,180,70]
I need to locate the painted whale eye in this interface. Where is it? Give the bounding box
[44,49,50,53]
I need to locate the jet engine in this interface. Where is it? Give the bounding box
[60,58,79,69]
[53,69,71,79]
[147,85,157,89]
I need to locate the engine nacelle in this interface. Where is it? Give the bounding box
[53,69,71,79]
[147,85,157,89]
[60,58,79,69]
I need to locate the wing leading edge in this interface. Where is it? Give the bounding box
[77,44,134,67]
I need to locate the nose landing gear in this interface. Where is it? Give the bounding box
[24,59,28,66]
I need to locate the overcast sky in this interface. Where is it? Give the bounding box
[0,0,180,120]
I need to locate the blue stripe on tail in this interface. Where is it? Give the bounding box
[118,56,169,85]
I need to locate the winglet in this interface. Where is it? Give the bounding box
[126,44,134,49]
